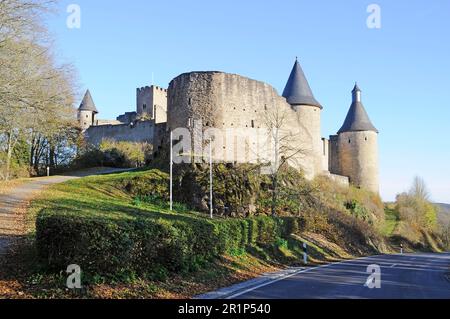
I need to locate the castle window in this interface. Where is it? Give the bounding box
[188,98,192,106]
[143,104,147,110]
[349,139,351,144]
[251,120,255,128]
[365,137,368,141]
[86,115,88,118]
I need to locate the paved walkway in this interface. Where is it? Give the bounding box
[0,168,132,255]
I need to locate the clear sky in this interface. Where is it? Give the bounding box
[46,0,450,203]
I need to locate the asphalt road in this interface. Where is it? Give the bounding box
[229,253,450,299]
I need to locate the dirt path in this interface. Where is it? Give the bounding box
[0,168,133,255]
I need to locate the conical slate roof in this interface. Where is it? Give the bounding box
[78,90,98,113]
[338,84,378,134]
[282,59,322,108]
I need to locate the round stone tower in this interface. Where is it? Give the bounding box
[78,90,98,131]
[337,84,379,193]
[282,58,323,178]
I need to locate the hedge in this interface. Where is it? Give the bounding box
[36,211,299,277]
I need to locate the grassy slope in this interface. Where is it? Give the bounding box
[382,203,446,253]
[1,170,380,298]
[381,206,400,237]
[436,203,450,225]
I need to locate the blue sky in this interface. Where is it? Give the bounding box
[46,0,450,203]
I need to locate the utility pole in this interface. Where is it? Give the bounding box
[170,131,173,211]
[209,138,213,219]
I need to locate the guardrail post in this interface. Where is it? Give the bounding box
[303,243,308,265]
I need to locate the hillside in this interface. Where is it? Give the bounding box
[0,168,392,299]
[436,203,450,225]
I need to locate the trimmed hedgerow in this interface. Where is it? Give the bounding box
[36,210,299,278]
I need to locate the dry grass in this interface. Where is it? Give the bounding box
[0,178,30,195]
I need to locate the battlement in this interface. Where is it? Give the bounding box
[137,85,168,93]
[136,84,168,124]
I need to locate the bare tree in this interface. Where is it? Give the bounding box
[259,104,308,215]
[0,1,78,179]
[409,175,430,202]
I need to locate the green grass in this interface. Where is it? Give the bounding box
[381,206,399,236]
[27,170,206,233]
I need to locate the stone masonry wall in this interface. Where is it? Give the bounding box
[338,131,379,193]
[85,120,155,146]
[167,72,318,178]
[137,85,168,123]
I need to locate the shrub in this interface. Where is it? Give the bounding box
[74,141,152,169]
[345,200,372,224]
[121,169,169,199]
[36,211,294,279]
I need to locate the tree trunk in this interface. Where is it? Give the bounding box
[5,131,14,180]
[271,175,278,216]
[49,144,55,168]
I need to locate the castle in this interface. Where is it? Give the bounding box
[78,59,379,193]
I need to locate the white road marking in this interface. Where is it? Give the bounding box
[224,255,381,299]
[391,264,397,268]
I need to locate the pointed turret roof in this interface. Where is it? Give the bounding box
[338,84,378,134]
[78,90,98,113]
[282,58,322,108]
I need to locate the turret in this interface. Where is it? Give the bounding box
[282,58,323,178]
[337,84,379,193]
[78,90,98,131]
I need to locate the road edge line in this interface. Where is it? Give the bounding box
[224,255,380,299]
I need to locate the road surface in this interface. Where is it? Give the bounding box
[227,253,450,299]
[0,168,132,254]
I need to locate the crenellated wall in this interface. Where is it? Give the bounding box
[137,85,168,123]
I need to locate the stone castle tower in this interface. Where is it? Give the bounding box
[282,58,323,177]
[329,84,379,193]
[77,90,98,131]
[136,85,168,124]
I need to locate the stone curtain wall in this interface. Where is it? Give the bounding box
[85,121,155,146]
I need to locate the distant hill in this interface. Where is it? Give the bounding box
[436,203,450,225]
[437,203,450,210]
